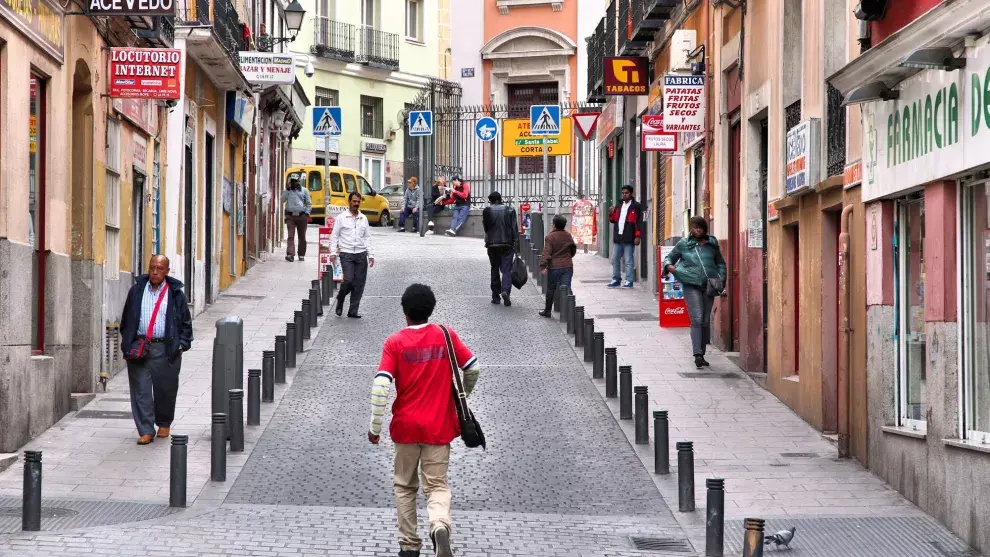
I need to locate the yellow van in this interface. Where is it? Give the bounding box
[283,166,391,226]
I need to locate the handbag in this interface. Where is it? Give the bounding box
[124,283,169,361]
[511,254,528,289]
[439,325,486,450]
[695,244,725,297]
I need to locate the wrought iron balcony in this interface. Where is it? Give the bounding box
[619,0,649,54]
[132,15,175,48]
[644,0,679,18]
[587,23,605,103]
[604,0,616,58]
[630,0,666,43]
[312,18,355,62]
[177,0,249,90]
[356,26,400,71]
[826,85,847,177]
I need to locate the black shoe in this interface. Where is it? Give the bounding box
[700,356,711,367]
[335,299,344,317]
[538,309,552,318]
[347,313,362,319]
[285,255,294,262]
[298,256,305,261]
[398,227,405,232]
[694,355,705,369]
[501,291,511,307]
[431,526,453,557]
[491,295,500,304]
[397,551,420,557]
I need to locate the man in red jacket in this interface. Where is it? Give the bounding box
[607,185,642,288]
[438,176,471,236]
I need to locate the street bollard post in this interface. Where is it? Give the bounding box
[211,413,227,482]
[262,351,275,403]
[677,441,696,512]
[654,410,670,474]
[285,324,298,367]
[573,307,586,347]
[274,336,287,382]
[311,280,323,317]
[293,312,305,352]
[619,365,633,419]
[554,285,566,313]
[247,369,261,426]
[301,299,312,340]
[561,292,573,324]
[21,450,41,531]
[309,288,320,322]
[565,295,576,331]
[742,518,766,557]
[605,348,618,397]
[634,386,649,444]
[229,389,244,453]
[583,318,595,362]
[212,317,243,440]
[170,435,188,508]
[321,272,332,307]
[706,479,725,557]
[592,332,605,379]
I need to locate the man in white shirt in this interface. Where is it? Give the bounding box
[330,191,376,318]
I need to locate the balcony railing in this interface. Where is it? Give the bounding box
[605,0,616,57]
[178,0,244,65]
[312,18,355,62]
[135,15,174,48]
[356,26,399,70]
[630,0,665,43]
[617,0,628,54]
[619,0,649,54]
[644,0,679,19]
[826,84,846,177]
[587,21,605,103]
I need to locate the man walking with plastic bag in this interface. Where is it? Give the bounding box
[481,191,519,306]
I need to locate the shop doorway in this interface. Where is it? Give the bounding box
[132,171,145,275]
[822,208,841,433]
[184,144,194,307]
[728,121,741,351]
[205,133,215,303]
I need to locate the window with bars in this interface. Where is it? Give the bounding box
[105,118,122,280]
[315,87,339,107]
[360,95,384,138]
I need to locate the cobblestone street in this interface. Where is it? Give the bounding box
[0,229,979,556]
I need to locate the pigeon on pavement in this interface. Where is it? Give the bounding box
[764,527,796,549]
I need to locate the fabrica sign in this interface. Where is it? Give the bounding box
[662,74,705,133]
[862,39,990,201]
[87,0,172,15]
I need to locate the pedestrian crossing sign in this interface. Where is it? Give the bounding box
[312,107,342,137]
[408,110,433,136]
[529,105,561,136]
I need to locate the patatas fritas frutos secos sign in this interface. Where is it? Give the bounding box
[501,117,573,157]
[86,0,173,16]
[109,48,182,100]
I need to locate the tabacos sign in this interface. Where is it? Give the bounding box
[864,40,990,201]
[604,57,648,95]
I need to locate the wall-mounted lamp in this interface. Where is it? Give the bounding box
[900,47,966,71]
[263,0,306,46]
[842,81,899,106]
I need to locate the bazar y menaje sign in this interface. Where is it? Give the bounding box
[109,48,181,99]
[86,0,172,16]
[662,74,705,133]
[239,52,296,85]
[604,57,649,95]
[0,0,64,63]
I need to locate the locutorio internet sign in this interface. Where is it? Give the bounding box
[863,40,990,201]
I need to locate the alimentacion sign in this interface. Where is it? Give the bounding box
[501,117,573,157]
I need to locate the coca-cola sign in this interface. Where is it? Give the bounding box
[664,306,686,315]
[642,115,678,153]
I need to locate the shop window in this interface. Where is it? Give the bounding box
[962,182,990,439]
[897,198,927,430]
[105,118,122,281]
[29,75,48,353]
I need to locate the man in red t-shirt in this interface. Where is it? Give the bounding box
[369,283,480,557]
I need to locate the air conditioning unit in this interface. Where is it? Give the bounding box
[670,30,697,72]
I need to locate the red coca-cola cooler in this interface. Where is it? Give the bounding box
[658,246,690,328]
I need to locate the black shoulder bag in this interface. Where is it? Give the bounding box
[439,325,486,450]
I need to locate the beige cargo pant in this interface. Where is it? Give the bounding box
[394,443,452,551]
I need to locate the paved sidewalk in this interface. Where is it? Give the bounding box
[0,245,328,507]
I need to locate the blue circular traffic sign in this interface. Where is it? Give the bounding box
[475,117,498,142]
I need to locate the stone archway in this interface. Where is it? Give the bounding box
[70,59,99,393]
[481,26,577,105]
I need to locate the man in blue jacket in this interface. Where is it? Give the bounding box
[120,255,193,445]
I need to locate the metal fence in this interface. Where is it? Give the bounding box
[404,89,604,209]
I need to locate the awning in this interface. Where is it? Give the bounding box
[828,0,990,97]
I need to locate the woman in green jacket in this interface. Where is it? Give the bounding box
[662,216,727,368]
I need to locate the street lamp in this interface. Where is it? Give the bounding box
[264,0,306,46]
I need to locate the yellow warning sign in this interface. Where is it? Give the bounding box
[501,117,572,157]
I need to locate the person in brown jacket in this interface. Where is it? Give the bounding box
[538,214,577,317]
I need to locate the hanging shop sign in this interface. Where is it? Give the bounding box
[641,115,678,152]
[501,117,573,157]
[239,52,295,85]
[0,0,64,63]
[662,74,705,133]
[226,90,256,135]
[133,135,148,173]
[596,97,622,147]
[109,48,181,99]
[647,77,663,115]
[604,57,649,95]
[570,198,597,246]
[785,118,821,195]
[85,0,173,16]
[114,98,158,135]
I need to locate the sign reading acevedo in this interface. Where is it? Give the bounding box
[662,74,705,133]
[86,0,172,15]
[109,48,181,99]
[501,117,573,157]
[239,52,295,85]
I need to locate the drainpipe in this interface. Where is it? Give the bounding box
[837,203,855,458]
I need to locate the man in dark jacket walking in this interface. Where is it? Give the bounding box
[607,185,643,288]
[482,191,519,306]
[119,255,193,445]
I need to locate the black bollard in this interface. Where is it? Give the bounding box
[170,435,188,508]
[583,318,595,362]
[742,518,766,557]
[311,281,323,317]
[229,389,244,453]
[574,307,586,346]
[562,293,573,324]
[211,413,227,482]
[619,365,632,419]
[247,369,261,426]
[605,348,618,398]
[309,288,320,322]
[286,324,298,366]
[21,450,41,531]
[677,441,695,512]
[591,332,605,378]
[554,285,566,313]
[706,478,725,557]
[301,299,312,340]
[321,272,332,306]
[274,336,287,383]
[654,410,670,474]
[634,386,649,444]
[262,351,275,403]
[292,313,304,353]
